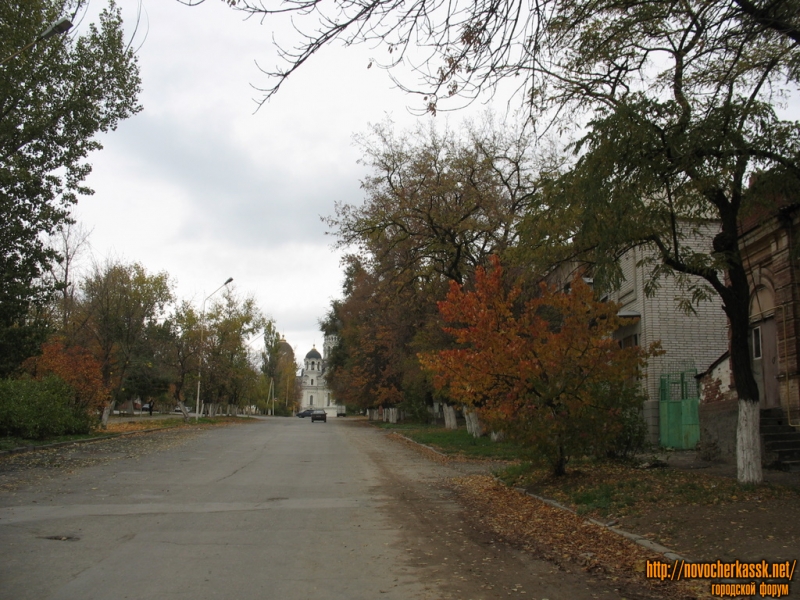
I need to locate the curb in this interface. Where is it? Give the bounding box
[394,433,450,458]
[514,485,687,562]
[390,431,688,563]
[0,424,185,457]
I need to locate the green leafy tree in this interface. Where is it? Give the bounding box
[72,260,173,427]
[160,300,202,420]
[260,321,298,415]
[201,288,266,415]
[0,0,141,376]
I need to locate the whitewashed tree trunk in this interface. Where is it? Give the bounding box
[737,399,763,484]
[490,431,505,442]
[463,407,473,435]
[100,400,116,429]
[177,401,190,422]
[443,405,458,430]
[465,409,483,438]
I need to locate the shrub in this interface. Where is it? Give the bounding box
[607,405,651,459]
[0,376,96,440]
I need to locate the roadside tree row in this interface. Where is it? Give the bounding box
[1,245,300,436]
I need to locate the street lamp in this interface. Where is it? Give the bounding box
[194,277,233,421]
[1,17,73,66]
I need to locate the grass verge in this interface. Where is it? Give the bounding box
[374,422,524,461]
[496,459,799,518]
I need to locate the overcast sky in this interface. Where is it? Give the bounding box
[71,0,503,360]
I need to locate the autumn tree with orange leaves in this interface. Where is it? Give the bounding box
[23,337,109,418]
[421,258,659,475]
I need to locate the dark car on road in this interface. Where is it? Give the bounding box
[311,409,327,423]
[296,409,314,418]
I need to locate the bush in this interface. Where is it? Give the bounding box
[605,405,651,460]
[0,376,96,440]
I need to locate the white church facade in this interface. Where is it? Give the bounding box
[299,335,342,418]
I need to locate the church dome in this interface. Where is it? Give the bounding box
[278,337,294,360]
[305,347,322,360]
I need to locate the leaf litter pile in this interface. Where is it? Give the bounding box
[105,415,249,434]
[452,475,708,600]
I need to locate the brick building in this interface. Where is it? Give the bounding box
[603,243,729,444]
[549,231,730,445]
[697,201,800,462]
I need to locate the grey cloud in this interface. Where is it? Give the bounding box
[108,111,363,248]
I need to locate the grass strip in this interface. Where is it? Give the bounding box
[496,460,799,519]
[373,422,524,461]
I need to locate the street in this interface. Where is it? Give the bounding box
[0,419,630,600]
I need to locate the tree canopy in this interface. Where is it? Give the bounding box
[0,0,141,375]
[322,119,539,413]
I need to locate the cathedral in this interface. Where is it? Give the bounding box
[299,334,340,418]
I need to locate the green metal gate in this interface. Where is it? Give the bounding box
[659,370,700,449]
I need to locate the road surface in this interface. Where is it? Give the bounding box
[0,418,629,599]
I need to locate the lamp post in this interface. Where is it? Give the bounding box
[1,17,73,65]
[195,277,233,422]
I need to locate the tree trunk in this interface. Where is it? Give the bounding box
[463,407,473,435]
[553,444,567,477]
[737,399,762,483]
[177,401,190,423]
[100,400,116,429]
[725,253,764,484]
[463,407,483,438]
[443,404,458,430]
[490,431,505,442]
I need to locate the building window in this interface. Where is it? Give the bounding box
[310,395,314,405]
[620,334,639,349]
[327,394,330,406]
[311,379,314,385]
[753,326,762,360]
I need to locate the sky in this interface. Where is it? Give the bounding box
[70,0,501,360]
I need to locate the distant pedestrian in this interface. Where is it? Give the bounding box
[148,403,153,416]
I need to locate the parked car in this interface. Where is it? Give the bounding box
[296,409,314,418]
[311,409,327,423]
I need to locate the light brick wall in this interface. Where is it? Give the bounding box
[607,239,729,443]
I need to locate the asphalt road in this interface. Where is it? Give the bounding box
[0,419,629,600]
